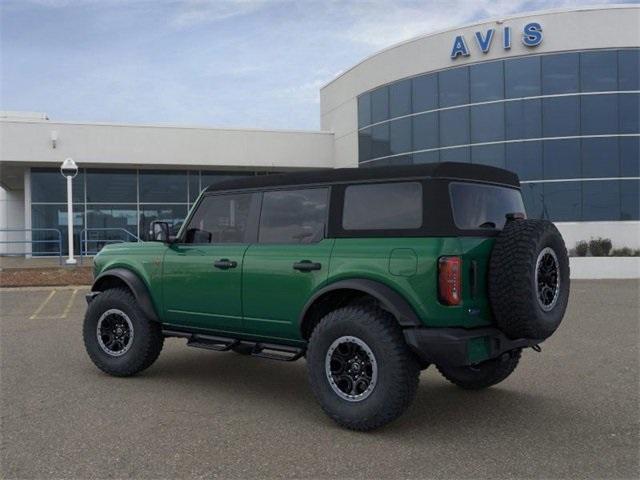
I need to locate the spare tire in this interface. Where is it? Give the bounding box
[488,218,570,340]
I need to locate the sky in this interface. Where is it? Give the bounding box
[0,0,635,130]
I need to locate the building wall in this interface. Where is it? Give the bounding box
[320,5,640,248]
[0,186,25,254]
[0,120,335,170]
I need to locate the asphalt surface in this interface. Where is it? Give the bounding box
[1,281,638,479]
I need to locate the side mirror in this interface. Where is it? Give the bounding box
[149,221,171,242]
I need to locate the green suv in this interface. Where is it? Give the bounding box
[83,162,570,431]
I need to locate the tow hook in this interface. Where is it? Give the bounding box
[531,344,542,353]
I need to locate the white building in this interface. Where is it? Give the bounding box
[1,4,638,258]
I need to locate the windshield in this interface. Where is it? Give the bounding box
[449,182,525,230]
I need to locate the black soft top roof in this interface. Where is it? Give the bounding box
[205,162,520,193]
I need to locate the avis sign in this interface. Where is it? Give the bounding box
[450,23,543,59]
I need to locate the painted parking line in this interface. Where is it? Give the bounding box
[27,288,83,320]
[55,288,79,319]
[29,290,57,320]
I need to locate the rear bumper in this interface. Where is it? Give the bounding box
[403,326,542,367]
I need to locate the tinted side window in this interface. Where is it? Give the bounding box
[450,182,525,230]
[343,182,422,230]
[184,193,256,244]
[259,188,328,244]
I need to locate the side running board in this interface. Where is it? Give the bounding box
[162,329,305,362]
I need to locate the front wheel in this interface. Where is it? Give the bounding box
[436,349,521,390]
[83,288,164,377]
[306,305,419,431]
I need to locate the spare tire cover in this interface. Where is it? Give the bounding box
[488,219,570,340]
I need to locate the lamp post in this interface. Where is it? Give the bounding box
[60,158,78,265]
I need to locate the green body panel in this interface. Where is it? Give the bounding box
[162,243,248,331]
[91,241,167,317]
[241,239,334,341]
[327,237,494,329]
[92,235,496,345]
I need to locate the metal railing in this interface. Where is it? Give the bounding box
[79,228,141,263]
[0,228,64,265]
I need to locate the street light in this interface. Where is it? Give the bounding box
[60,158,78,265]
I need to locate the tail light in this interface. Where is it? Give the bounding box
[438,256,461,306]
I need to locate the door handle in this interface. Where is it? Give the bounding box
[293,260,322,272]
[214,259,237,270]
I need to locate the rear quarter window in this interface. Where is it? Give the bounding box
[449,182,525,230]
[343,182,422,230]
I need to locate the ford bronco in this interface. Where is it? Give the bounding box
[83,162,570,431]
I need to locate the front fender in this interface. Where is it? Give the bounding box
[91,268,160,322]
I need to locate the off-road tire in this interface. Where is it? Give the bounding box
[83,287,164,377]
[306,305,420,431]
[437,349,521,390]
[489,219,570,340]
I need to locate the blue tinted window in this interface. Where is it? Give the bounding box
[581,94,618,135]
[412,73,438,112]
[393,155,413,165]
[31,204,84,255]
[413,151,440,164]
[139,170,187,203]
[389,118,412,155]
[440,108,469,147]
[505,99,542,140]
[86,205,138,237]
[620,180,640,220]
[367,155,412,167]
[542,53,579,94]
[543,96,579,137]
[86,169,136,203]
[440,147,470,163]
[620,137,640,177]
[581,138,619,178]
[390,79,412,118]
[582,180,620,221]
[371,124,390,158]
[439,67,469,107]
[31,168,85,203]
[412,112,438,151]
[358,93,371,128]
[619,92,640,134]
[188,171,200,202]
[521,183,544,219]
[470,61,504,102]
[544,182,581,221]
[371,87,389,123]
[544,139,580,180]
[506,141,543,181]
[619,49,640,90]
[505,57,540,98]
[581,51,617,92]
[471,144,505,169]
[471,103,504,143]
[359,129,373,162]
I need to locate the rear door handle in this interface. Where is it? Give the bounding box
[214,259,237,270]
[293,260,322,272]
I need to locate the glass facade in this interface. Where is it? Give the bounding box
[357,48,640,222]
[30,168,267,255]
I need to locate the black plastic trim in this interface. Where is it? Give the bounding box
[300,278,423,328]
[403,326,542,367]
[91,268,160,322]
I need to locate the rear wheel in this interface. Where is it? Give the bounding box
[306,305,419,431]
[83,288,164,377]
[437,349,521,390]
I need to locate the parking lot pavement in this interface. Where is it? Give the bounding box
[1,281,638,479]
